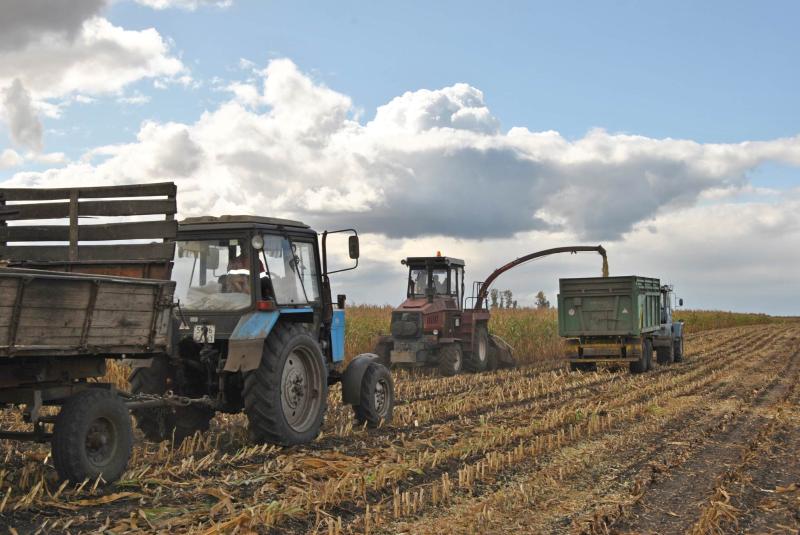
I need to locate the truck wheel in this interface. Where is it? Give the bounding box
[464,324,489,372]
[630,338,649,374]
[353,362,394,427]
[674,337,684,363]
[656,343,675,365]
[438,343,463,376]
[645,338,654,371]
[129,357,213,444]
[244,323,328,445]
[373,338,393,368]
[51,389,133,484]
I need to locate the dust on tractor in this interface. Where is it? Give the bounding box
[376,246,608,376]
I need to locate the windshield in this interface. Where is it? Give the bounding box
[407,267,452,297]
[260,235,320,305]
[173,238,254,311]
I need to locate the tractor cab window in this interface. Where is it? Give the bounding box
[450,268,460,299]
[409,268,427,297]
[260,235,320,305]
[174,238,254,311]
[431,269,449,295]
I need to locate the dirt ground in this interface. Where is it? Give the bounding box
[1,323,798,534]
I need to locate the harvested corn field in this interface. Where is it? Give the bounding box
[1,322,799,534]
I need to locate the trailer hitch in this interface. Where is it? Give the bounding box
[120,391,218,410]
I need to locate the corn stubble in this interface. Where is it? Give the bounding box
[0,310,796,534]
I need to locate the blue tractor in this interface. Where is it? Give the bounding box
[130,215,394,445]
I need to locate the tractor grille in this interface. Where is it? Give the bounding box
[391,311,422,338]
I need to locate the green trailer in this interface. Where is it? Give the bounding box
[558,275,679,374]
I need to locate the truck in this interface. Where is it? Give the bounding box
[0,182,394,483]
[558,276,684,373]
[377,246,608,375]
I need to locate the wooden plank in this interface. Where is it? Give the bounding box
[1,242,176,262]
[0,220,178,242]
[0,182,176,202]
[1,199,177,221]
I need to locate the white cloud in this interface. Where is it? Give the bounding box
[134,0,233,10]
[0,2,187,152]
[2,79,43,151]
[0,148,24,169]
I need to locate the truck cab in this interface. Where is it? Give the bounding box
[652,285,685,364]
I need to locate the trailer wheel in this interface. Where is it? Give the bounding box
[51,389,132,484]
[464,324,489,372]
[656,342,675,365]
[630,337,650,374]
[353,362,394,427]
[673,337,685,363]
[129,357,213,444]
[244,323,328,445]
[438,343,463,376]
[373,338,393,368]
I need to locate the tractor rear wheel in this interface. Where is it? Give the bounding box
[656,342,674,365]
[244,323,328,445]
[353,362,394,427]
[51,389,133,484]
[129,357,213,444]
[438,343,463,376]
[464,324,489,372]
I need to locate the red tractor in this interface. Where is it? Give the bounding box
[376,247,607,375]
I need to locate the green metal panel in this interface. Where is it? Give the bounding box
[558,276,661,337]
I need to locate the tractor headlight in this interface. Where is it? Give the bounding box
[432,329,439,336]
[251,234,264,250]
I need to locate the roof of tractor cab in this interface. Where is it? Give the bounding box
[179,215,312,232]
[405,256,465,268]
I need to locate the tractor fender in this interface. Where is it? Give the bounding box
[341,353,383,406]
[224,311,281,372]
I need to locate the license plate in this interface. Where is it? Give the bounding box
[193,324,215,343]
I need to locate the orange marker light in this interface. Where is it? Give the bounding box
[436,251,442,257]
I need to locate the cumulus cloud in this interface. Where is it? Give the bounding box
[5,58,800,246]
[2,79,43,151]
[0,149,24,169]
[0,0,186,152]
[0,0,106,51]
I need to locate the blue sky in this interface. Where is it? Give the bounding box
[1,0,799,313]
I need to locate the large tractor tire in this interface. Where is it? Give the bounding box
[630,337,652,374]
[373,337,393,368]
[438,343,463,377]
[656,342,675,365]
[244,323,328,445]
[673,337,685,363]
[129,357,213,444]
[52,389,133,484]
[353,362,394,427]
[464,324,489,373]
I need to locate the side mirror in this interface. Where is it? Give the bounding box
[348,235,360,259]
[679,298,684,307]
[206,246,220,270]
[337,294,346,309]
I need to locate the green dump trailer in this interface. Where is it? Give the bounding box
[558,275,679,374]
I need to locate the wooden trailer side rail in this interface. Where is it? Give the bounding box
[0,182,177,279]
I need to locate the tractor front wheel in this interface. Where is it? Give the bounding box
[656,342,675,365]
[438,343,463,377]
[674,337,685,363]
[353,362,394,427]
[244,323,328,445]
[464,324,489,373]
[51,389,133,484]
